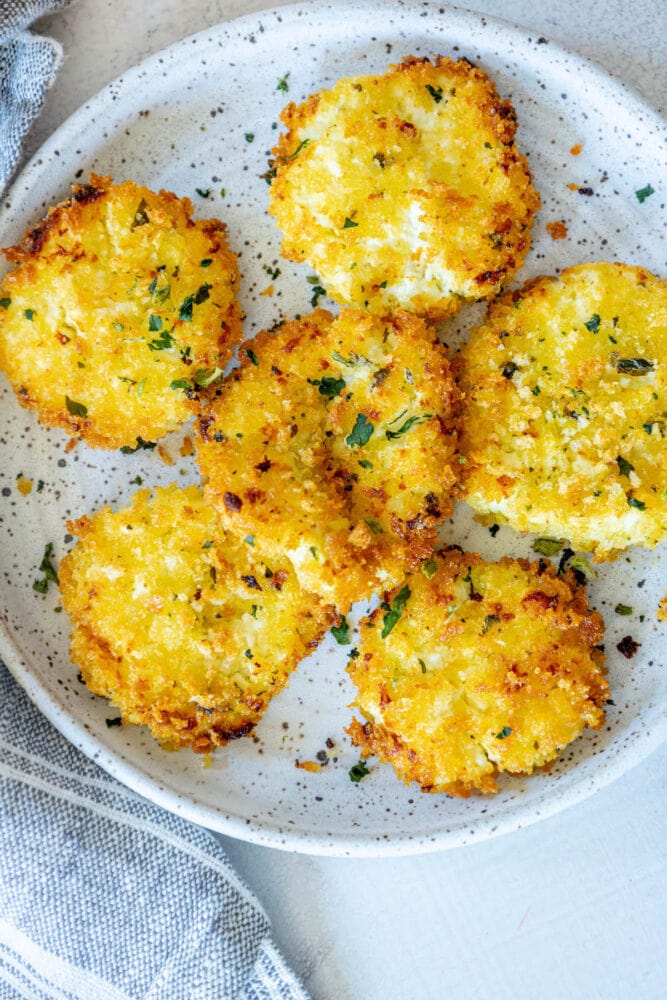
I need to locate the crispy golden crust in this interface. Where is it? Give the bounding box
[454,262,667,559]
[348,549,608,795]
[196,307,460,610]
[268,55,539,319]
[0,175,242,449]
[59,484,335,752]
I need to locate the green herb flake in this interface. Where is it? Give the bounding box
[345,413,374,448]
[584,313,601,333]
[496,726,512,740]
[277,72,290,93]
[149,272,171,305]
[365,519,383,535]
[24,309,35,321]
[246,348,260,366]
[425,83,443,103]
[244,648,253,659]
[532,386,541,396]
[482,614,501,634]
[569,554,597,580]
[193,366,224,388]
[135,378,146,397]
[33,541,59,594]
[119,437,156,454]
[200,258,213,267]
[615,603,633,616]
[195,187,211,198]
[170,379,191,391]
[616,455,635,477]
[532,537,565,557]
[381,584,411,638]
[308,375,346,398]
[627,496,646,510]
[386,414,432,440]
[148,314,163,332]
[36,480,45,493]
[331,617,351,645]
[148,329,175,351]
[65,396,88,418]
[616,358,654,376]
[310,283,326,307]
[244,535,255,546]
[331,350,356,368]
[421,557,438,579]
[179,284,211,322]
[245,132,255,143]
[342,217,359,229]
[358,459,373,470]
[131,198,150,229]
[0,297,11,309]
[635,184,655,203]
[349,760,370,783]
[483,141,492,149]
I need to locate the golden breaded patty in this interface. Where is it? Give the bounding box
[268,55,539,319]
[348,549,608,796]
[197,308,459,610]
[0,175,242,449]
[454,262,667,559]
[59,484,334,752]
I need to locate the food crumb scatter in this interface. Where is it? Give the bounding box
[16,475,32,496]
[570,143,583,155]
[546,220,568,240]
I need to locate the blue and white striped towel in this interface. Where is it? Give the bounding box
[0,665,309,1000]
[0,4,309,997]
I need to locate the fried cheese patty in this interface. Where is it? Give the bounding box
[348,549,608,796]
[0,175,242,449]
[454,263,667,559]
[59,484,334,752]
[268,56,540,319]
[197,308,459,610]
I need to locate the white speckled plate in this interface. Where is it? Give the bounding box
[1,0,665,856]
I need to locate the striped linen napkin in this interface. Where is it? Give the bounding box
[0,4,309,997]
[0,665,309,1000]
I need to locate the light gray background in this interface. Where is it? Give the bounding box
[27,2,667,998]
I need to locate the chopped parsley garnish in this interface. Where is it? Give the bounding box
[643,422,653,434]
[331,617,351,645]
[33,542,59,594]
[532,538,564,557]
[148,314,163,332]
[192,366,224,387]
[569,554,596,580]
[615,603,633,616]
[616,455,634,477]
[425,83,443,103]
[276,71,290,93]
[349,760,370,782]
[170,379,191,390]
[65,396,88,418]
[148,328,175,351]
[635,184,655,203]
[149,272,171,305]
[119,437,156,454]
[385,413,432,440]
[308,375,346,398]
[24,309,35,321]
[36,480,45,493]
[381,584,411,638]
[421,557,438,579]
[358,459,373,470]
[532,385,541,396]
[245,133,255,143]
[200,258,213,267]
[0,297,11,309]
[345,413,374,447]
[244,648,253,659]
[496,726,512,739]
[365,519,383,534]
[195,188,211,198]
[179,284,212,321]
[616,358,654,375]
[584,313,600,333]
[331,350,356,368]
[246,348,260,366]
[482,614,500,634]
[342,217,358,229]
[131,198,150,229]
[282,138,310,164]
[627,496,646,510]
[309,283,326,307]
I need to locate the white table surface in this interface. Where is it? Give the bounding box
[27,2,667,998]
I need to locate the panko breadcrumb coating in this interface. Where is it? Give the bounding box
[0,175,242,449]
[197,308,459,610]
[268,55,539,319]
[59,484,334,752]
[348,548,608,796]
[454,262,667,559]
